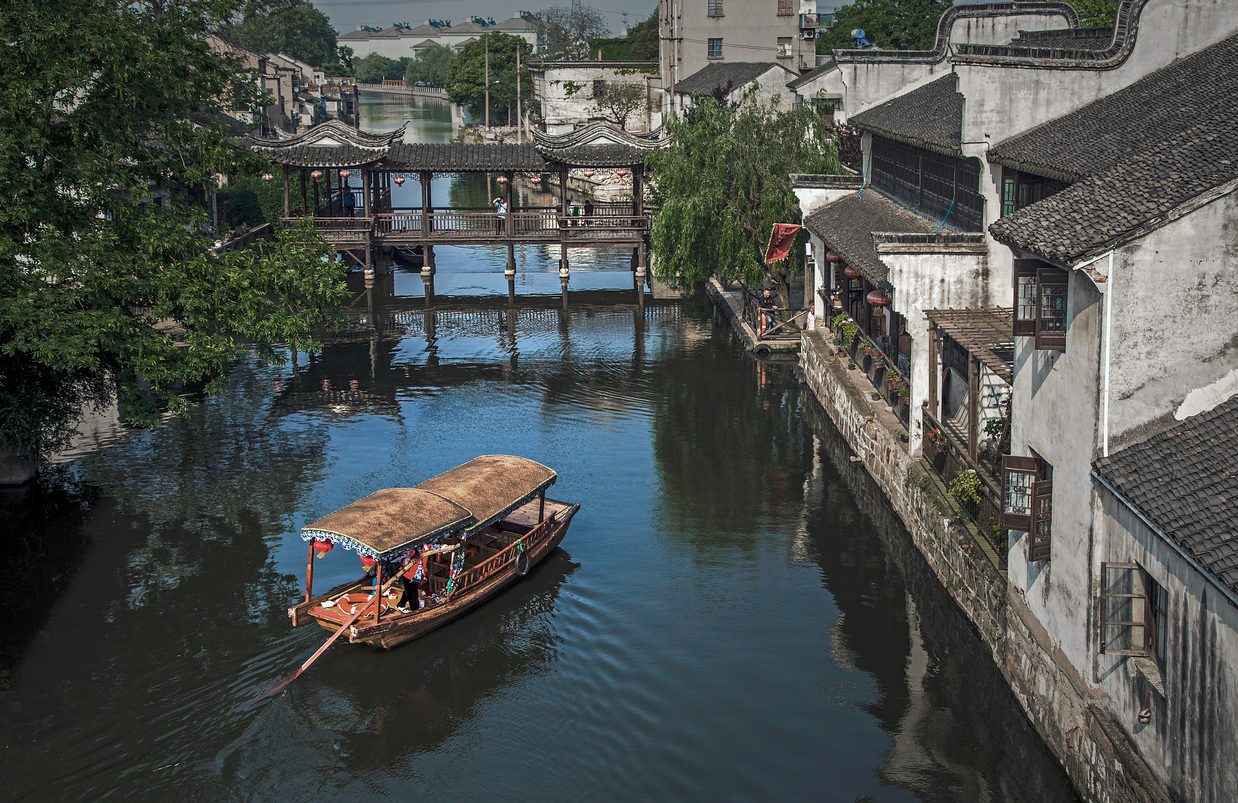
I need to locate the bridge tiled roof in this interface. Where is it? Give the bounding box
[248,120,662,171]
[386,142,546,171]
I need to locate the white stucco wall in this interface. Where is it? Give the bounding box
[1007,270,1104,680]
[879,241,990,451]
[533,64,660,131]
[1104,191,1238,449]
[1095,492,1238,803]
[957,0,1238,146]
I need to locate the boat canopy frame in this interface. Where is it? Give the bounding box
[300,455,557,559]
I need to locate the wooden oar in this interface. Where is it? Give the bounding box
[263,570,404,698]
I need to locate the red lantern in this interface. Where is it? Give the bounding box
[616,168,629,178]
[497,175,509,184]
[261,173,274,182]
[844,266,862,279]
[339,169,352,179]
[359,555,377,567]
[584,170,595,178]
[530,176,542,184]
[312,539,334,558]
[310,169,323,180]
[866,289,891,307]
[826,251,842,263]
[394,176,405,186]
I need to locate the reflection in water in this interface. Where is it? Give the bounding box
[0,94,1078,802]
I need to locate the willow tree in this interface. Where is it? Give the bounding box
[647,92,842,309]
[0,0,348,467]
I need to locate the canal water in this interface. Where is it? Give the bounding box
[0,97,1080,802]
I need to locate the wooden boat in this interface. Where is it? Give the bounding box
[288,455,578,649]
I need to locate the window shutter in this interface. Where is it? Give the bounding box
[1100,563,1147,656]
[1000,455,1038,531]
[1035,267,1068,351]
[1012,260,1038,337]
[1028,479,1053,561]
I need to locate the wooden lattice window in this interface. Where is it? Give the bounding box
[1036,267,1068,351]
[1000,456,1038,532]
[1013,260,1037,337]
[1002,455,1052,560]
[1010,261,1068,351]
[1100,564,1167,662]
[778,0,793,15]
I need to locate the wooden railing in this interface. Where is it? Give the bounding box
[921,407,1006,569]
[448,510,560,593]
[742,289,808,342]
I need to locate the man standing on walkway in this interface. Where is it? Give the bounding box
[493,197,507,233]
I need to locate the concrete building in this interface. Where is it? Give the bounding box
[529,61,662,134]
[658,0,826,113]
[790,2,1238,800]
[339,16,538,61]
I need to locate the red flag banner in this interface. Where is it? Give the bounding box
[764,223,803,263]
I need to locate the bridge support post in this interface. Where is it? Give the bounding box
[505,243,517,304]
[559,244,570,303]
[421,244,436,278]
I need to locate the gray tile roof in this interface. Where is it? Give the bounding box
[1008,26,1113,49]
[673,62,790,96]
[386,143,547,171]
[802,189,936,284]
[988,32,1238,263]
[787,59,835,90]
[849,74,963,156]
[1094,395,1238,597]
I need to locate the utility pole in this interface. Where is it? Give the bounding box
[516,42,522,142]
[484,32,490,129]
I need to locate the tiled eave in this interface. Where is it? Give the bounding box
[803,189,938,285]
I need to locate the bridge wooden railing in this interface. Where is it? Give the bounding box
[288,209,649,243]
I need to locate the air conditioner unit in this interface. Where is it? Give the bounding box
[798,31,815,40]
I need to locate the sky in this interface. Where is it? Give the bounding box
[311,0,661,39]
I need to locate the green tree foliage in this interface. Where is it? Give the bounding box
[816,0,951,53]
[648,93,843,307]
[446,32,533,125]
[0,0,348,460]
[354,53,410,83]
[221,0,341,68]
[1072,0,1118,27]
[591,80,647,130]
[589,9,659,60]
[627,9,659,60]
[405,43,456,87]
[532,3,611,60]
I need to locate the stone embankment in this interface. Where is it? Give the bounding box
[798,326,1169,803]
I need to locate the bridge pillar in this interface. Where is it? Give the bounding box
[421,244,436,279]
[505,243,517,304]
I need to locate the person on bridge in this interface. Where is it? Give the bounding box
[493,197,507,233]
[344,187,356,218]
